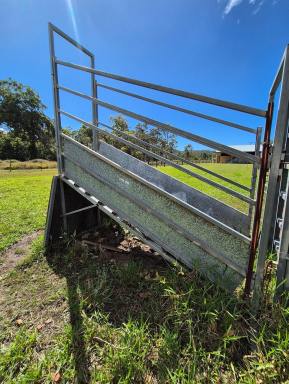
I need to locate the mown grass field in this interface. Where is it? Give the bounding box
[157,163,252,212]
[0,169,56,253]
[1,168,289,383]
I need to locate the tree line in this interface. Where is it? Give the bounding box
[0,79,55,160]
[0,79,212,162]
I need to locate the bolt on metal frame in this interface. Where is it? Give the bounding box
[48,23,278,297]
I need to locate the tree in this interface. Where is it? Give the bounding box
[111,115,129,133]
[100,115,178,163]
[0,133,30,161]
[108,115,132,154]
[74,124,92,147]
[184,144,193,160]
[0,79,55,160]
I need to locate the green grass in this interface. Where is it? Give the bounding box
[0,169,56,253]
[1,166,289,383]
[0,237,289,383]
[157,163,252,212]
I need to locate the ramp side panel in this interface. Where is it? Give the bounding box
[98,141,250,236]
[62,138,249,290]
[63,159,244,290]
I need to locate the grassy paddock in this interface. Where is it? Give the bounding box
[0,169,55,253]
[157,163,252,212]
[1,165,289,383]
[0,235,288,383]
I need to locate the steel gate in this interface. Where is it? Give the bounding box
[254,45,289,301]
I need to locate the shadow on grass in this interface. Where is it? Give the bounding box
[66,277,91,384]
[46,227,252,382]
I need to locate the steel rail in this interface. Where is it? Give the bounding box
[270,48,287,98]
[55,59,267,117]
[270,61,284,99]
[49,22,94,58]
[59,111,254,205]
[61,204,97,217]
[62,175,199,269]
[61,133,251,243]
[62,151,248,277]
[96,82,256,134]
[98,120,251,193]
[58,85,261,165]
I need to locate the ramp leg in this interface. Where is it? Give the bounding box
[45,176,102,247]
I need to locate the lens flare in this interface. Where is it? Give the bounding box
[65,0,80,42]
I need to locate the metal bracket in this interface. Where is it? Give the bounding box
[61,204,97,217]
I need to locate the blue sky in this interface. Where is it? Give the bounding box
[0,0,288,150]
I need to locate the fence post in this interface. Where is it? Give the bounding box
[253,46,289,305]
[48,23,63,175]
[48,23,67,231]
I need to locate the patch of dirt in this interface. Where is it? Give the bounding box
[0,226,170,344]
[0,230,42,275]
[78,225,167,268]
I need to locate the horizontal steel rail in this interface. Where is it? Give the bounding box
[98,120,251,193]
[61,133,251,243]
[49,22,94,58]
[59,111,254,205]
[56,59,267,117]
[96,82,257,134]
[63,150,247,277]
[58,85,261,165]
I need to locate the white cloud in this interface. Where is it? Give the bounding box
[252,0,265,14]
[223,0,243,15]
[222,0,267,16]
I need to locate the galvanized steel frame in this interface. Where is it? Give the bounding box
[254,45,289,302]
[48,23,275,296]
[59,110,255,206]
[61,134,250,289]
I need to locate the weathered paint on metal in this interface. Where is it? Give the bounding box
[254,46,289,303]
[244,101,274,297]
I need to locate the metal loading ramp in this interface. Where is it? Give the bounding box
[46,23,286,298]
[60,134,250,291]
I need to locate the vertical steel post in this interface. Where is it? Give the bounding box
[244,102,274,297]
[253,46,289,304]
[275,167,289,296]
[48,23,67,231]
[248,127,262,231]
[91,55,99,151]
[49,23,63,174]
